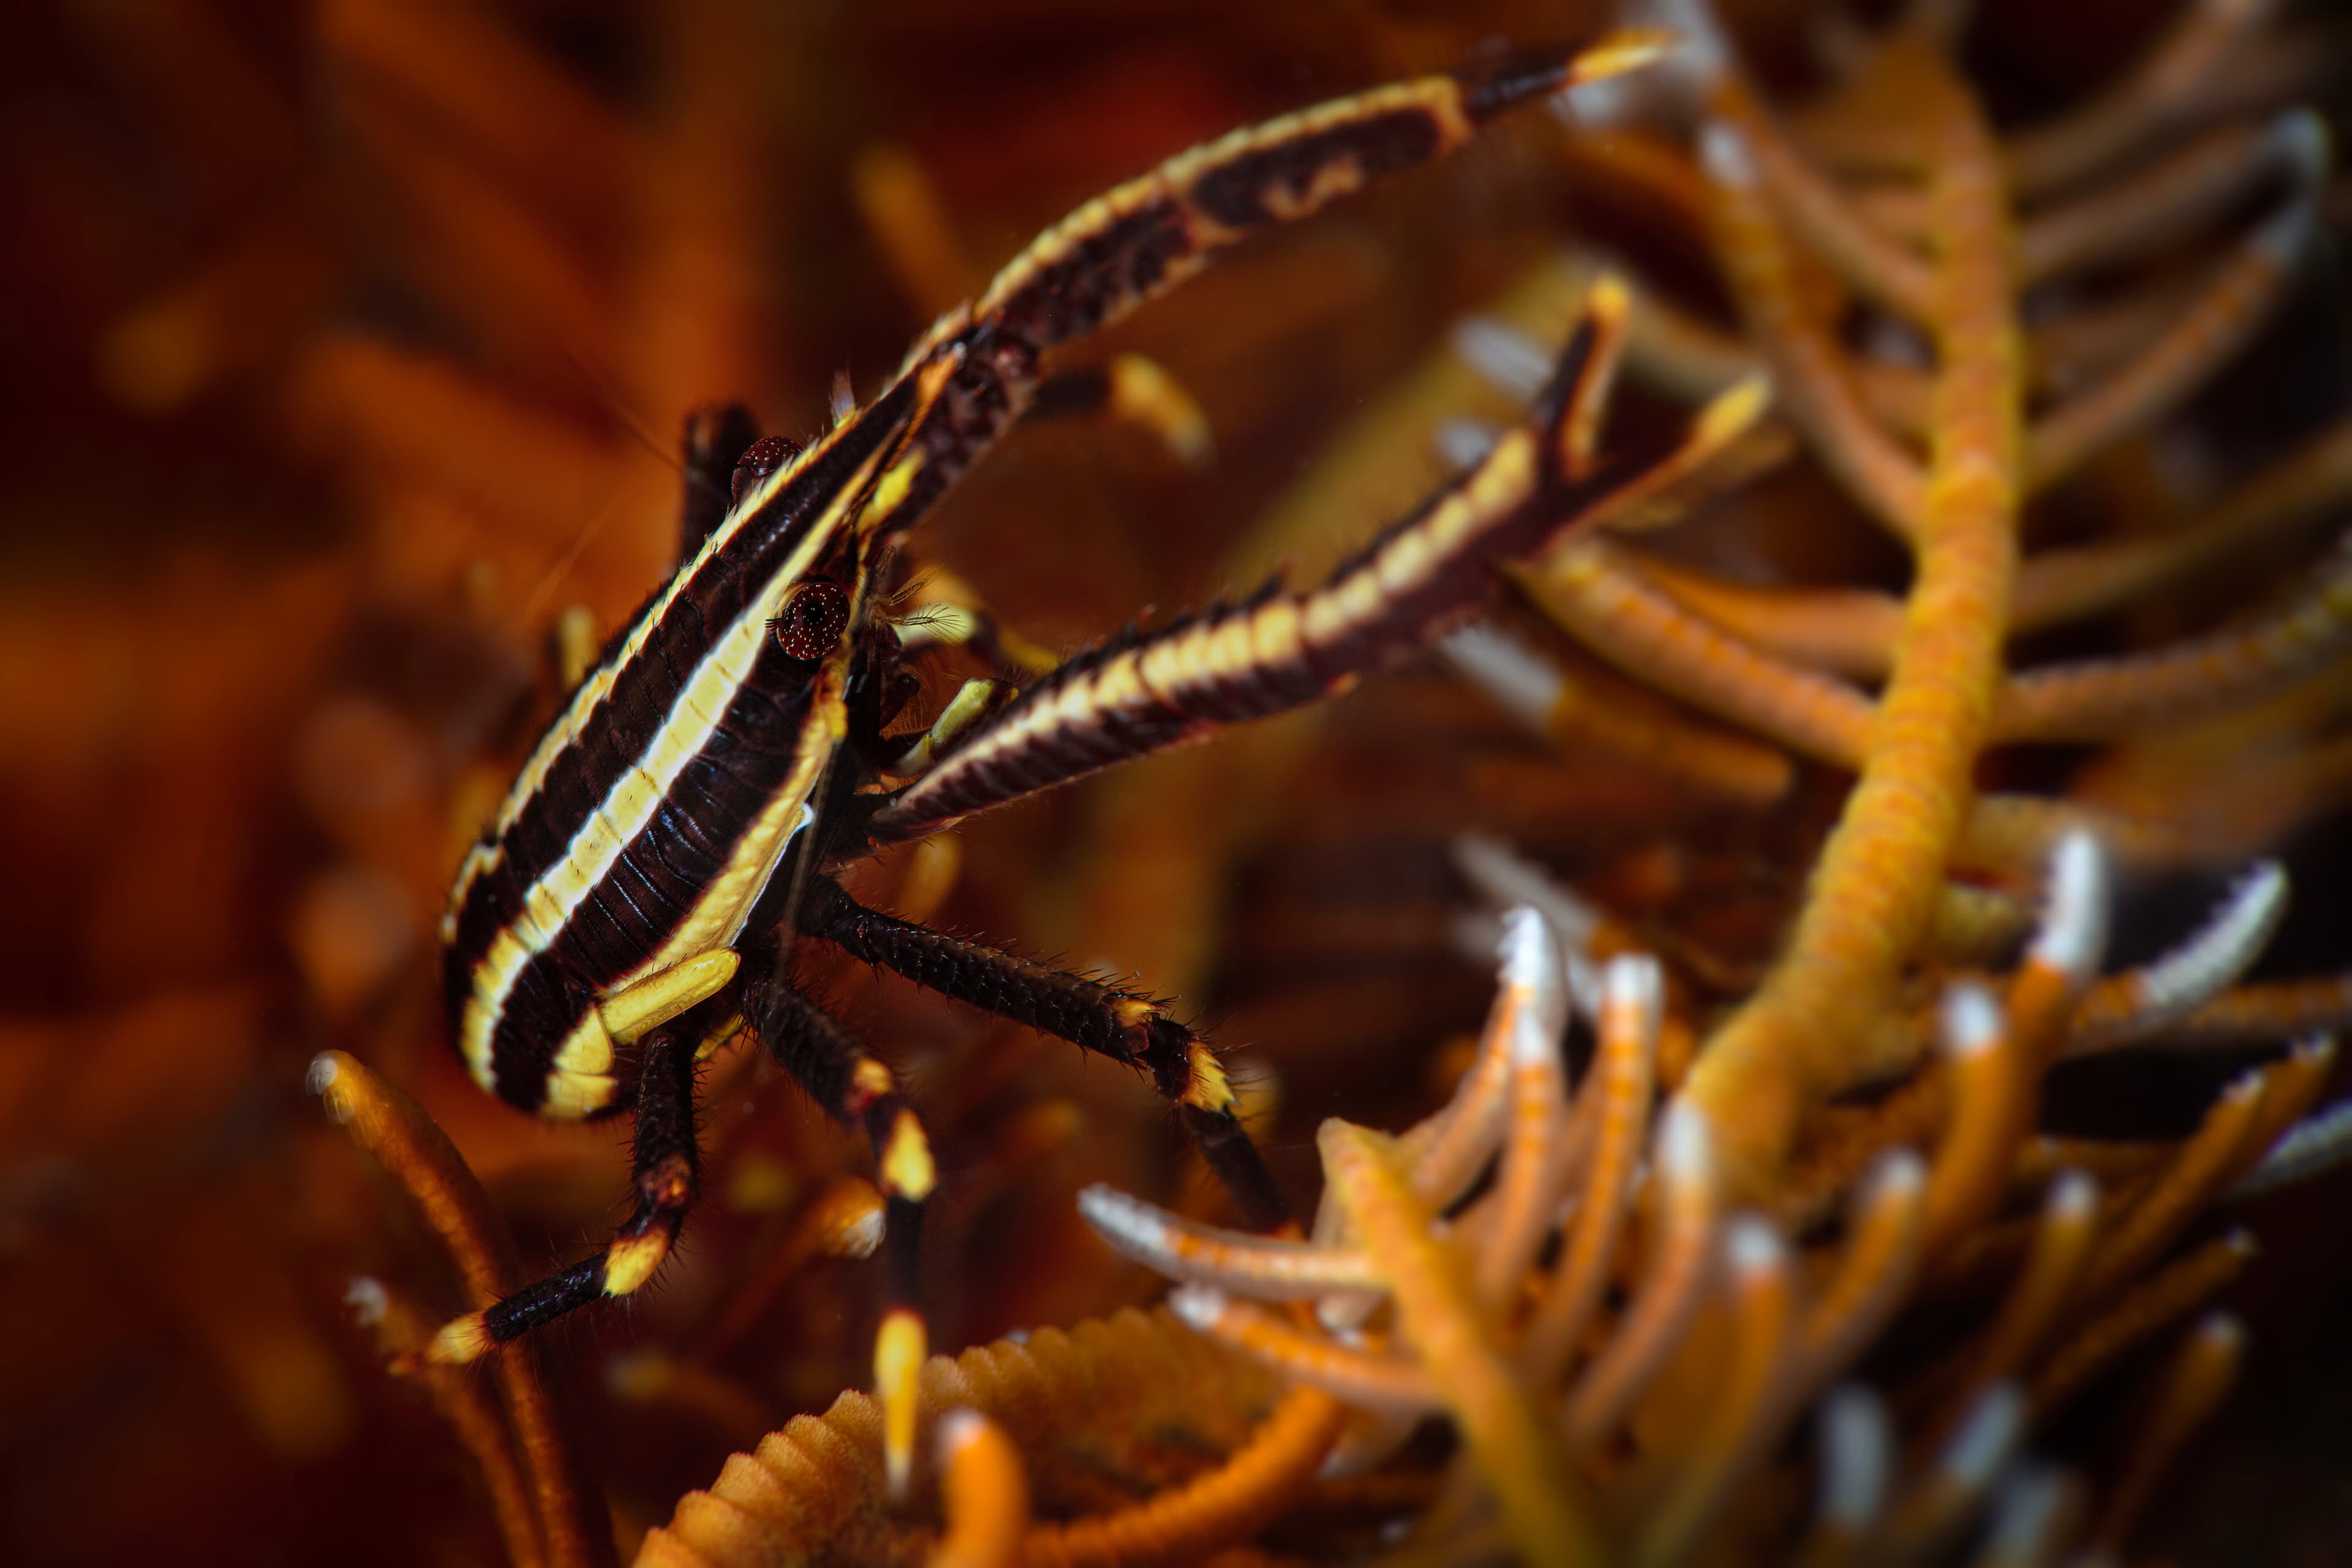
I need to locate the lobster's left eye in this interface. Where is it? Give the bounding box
[731,435,804,503]
[773,579,851,660]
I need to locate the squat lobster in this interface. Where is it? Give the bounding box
[432,26,1743,1493]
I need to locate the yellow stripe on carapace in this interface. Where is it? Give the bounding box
[635,757,830,992]
[864,451,924,530]
[458,440,894,1090]
[529,949,738,1123]
[458,927,532,1092]
[544,1063,618,1120]
[550,1005,616,1077]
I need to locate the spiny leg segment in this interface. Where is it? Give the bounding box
[792,872,1287,1234]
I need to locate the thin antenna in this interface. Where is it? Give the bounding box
[562,345,687,477]
[518,484,629,636]
[514,348,707,633]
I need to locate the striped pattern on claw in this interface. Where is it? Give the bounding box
[876,298,1773,838]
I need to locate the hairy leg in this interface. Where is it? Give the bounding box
[793,873,1288,1234]
[744,957,937,1496]
[429,1022,702,1363]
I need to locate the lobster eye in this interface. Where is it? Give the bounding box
[731,435,804,504]
[773,579,851,660]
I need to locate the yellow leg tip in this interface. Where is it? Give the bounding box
[603,1229,671,1298]
[427,1311,494,1365]
[876,1307,927,1501]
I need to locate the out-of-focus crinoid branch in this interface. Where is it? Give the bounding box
[2026,138,2323,489]
[1683,35,2024,1198]
[311,1053,524,1304]
[2090,1311,2245,1556]
[1022,1387,1348,1567]
[1697,119,1928,538]
[2027,1230,2259,1422]
[1518,537,1876,766]
[310,1052,611,1568]
[927,1411,1027,1568]
[1668,7,1936,323]
[1319,1117,1600,1561]
[2001,0,2285,198]
[1443,623,1798,806]
[2016,110,2320,284]
[349,1276,546,1568]
[1600,412,2352,687]
[1048,815,2336,1561]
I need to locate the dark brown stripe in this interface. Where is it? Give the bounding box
[482,959,594,1109]
[989,199,1196,350]
[1185,107,1444,228]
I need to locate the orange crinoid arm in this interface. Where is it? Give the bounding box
[1684,38,2025,1195]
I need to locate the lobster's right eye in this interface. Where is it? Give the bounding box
[772,579,851,661]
